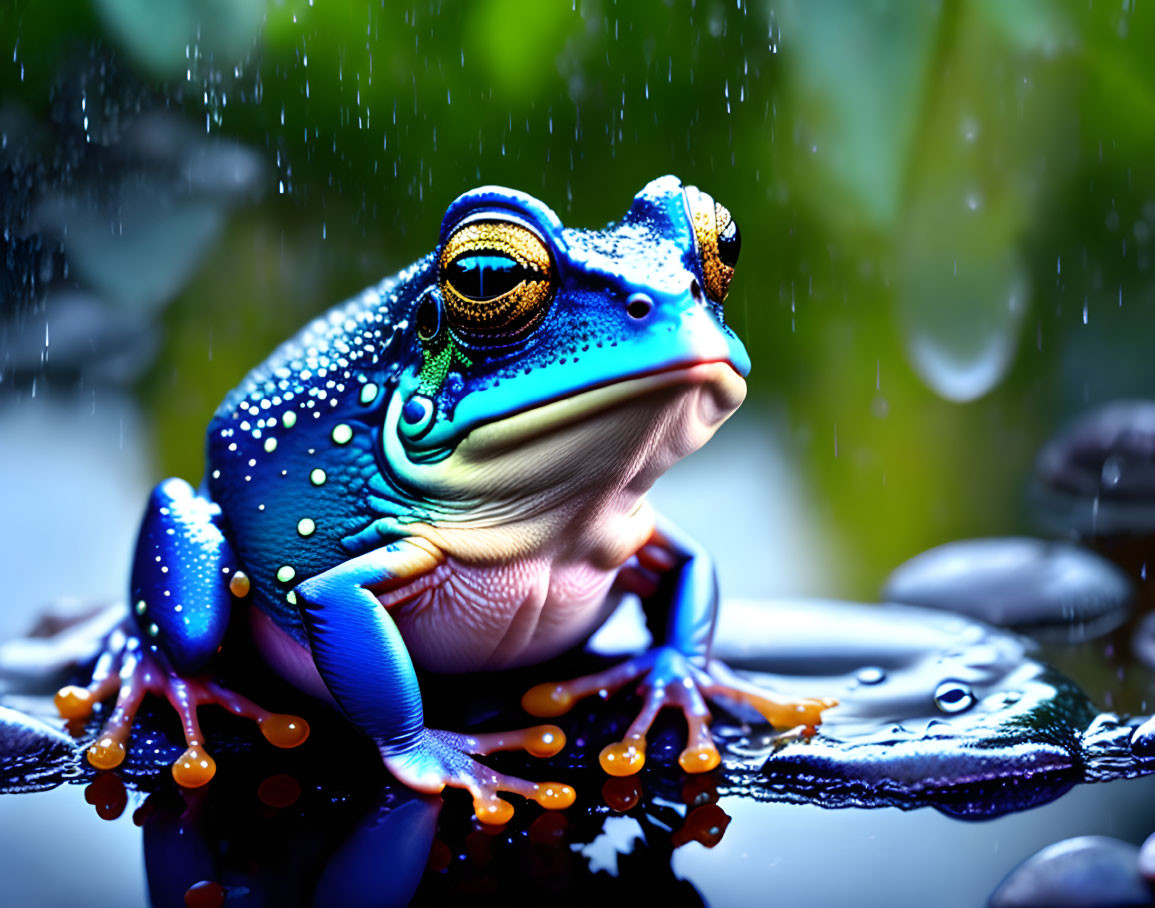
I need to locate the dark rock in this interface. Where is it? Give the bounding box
[883,537,1134,642]
[1035,401,1155,537]
[1140,833,1155,883]
[0,706,75,793]
[1133,614,1155,672]
[989,836,1154,907]
[1132,715,1155,761]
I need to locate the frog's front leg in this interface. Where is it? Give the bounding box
[55,478,309,785]
[294,538,575,825]
[523,517,836,776]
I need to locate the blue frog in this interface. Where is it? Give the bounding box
[56,176,834,823]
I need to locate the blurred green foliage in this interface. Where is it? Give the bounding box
[4,0,1155,596]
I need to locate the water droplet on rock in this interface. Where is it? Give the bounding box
[934,680,976,714]
[856,666,886,685]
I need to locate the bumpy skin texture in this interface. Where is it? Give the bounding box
[65,176,831,819]
[200,177,744,639]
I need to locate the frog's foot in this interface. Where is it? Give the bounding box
[382,725,575,825]
[54,633,310,787]
[522,647,836,777]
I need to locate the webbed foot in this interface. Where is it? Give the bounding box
[523,647,836,776]
[55,629,309,786]
[382,725,575,825]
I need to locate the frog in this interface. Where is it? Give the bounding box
[54,176,835,824]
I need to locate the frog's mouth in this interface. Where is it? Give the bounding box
[379,357,746,520]
[455,359,746,458]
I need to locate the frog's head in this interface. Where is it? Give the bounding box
[383,176,750,517]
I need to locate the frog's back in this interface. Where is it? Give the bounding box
[205,259,432,637]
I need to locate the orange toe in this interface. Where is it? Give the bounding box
[87,737,126,771]
[524,725,566,758]
[678,743,721,773]
[534,782,576,810]
[521,683,574,718]
[259,714,310,748]
[172,746,217,788]
[599,735,646,777]
[474,795,515,826]
[55,685,95,720]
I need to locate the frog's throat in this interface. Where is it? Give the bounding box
[381,361,746,526]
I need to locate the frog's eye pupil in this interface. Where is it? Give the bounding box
[716,218,741,269]
[437,219,554,341]
[449,254,531,301]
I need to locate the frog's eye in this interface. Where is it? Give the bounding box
[685,185,741,302]
[438,219,554,340]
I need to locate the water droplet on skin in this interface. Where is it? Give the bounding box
[933,680,976,714]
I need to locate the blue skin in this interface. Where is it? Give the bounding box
[119,176,764,810]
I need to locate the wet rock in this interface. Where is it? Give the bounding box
[0,706,74,793]
[717,599,1148,818]
[1140,833,1155,883]
[1131,715,1155,761]
[989,836,1154,908]
[1133,614,1155,672]
[1035,400,1155,537]
[883,537,1134,643]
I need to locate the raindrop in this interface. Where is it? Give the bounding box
[933,680,976,714]
[897,249,1029,402]
[1101,454,1123,489]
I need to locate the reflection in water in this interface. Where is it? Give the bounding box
[2,594,1154,904]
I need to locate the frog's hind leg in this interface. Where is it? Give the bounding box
[54,627,133,723]
[55,478,309,786]
[57,632,309,786]
[385,726,575,826]
[523,517,836,777]
[698,659,834,730]
[522,647,722,776]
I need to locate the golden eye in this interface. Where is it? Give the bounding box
[685,185,741,302]
[437,220,554,339]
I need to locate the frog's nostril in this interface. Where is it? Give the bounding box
[689,278,705,305]
[626,293,653,320]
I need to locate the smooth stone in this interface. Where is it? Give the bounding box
[1132,715,1155,761]
[1035,400,1155,536]
[1134,614,1155,672]
[883,537,1134,642]
[1141,833,1155,882]
[989,836,1154,908]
